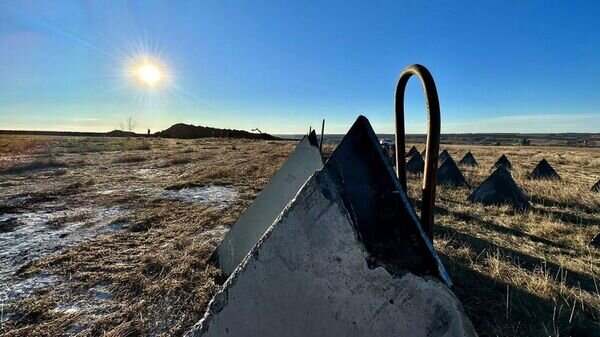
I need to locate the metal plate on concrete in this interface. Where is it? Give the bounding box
[215,131,322,275]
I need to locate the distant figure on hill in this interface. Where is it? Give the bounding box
[147,129,151,136]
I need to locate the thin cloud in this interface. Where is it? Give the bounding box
[443,113,600,133]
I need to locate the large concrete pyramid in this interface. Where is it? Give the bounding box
[439,149,450,163]
[492,154,512,170]
[469,166,530,210]
[528,159,561,180]
[214,131,323,275]
[406,152,425,174]
[406,145,419,157]
[187,116,476,337]
[591,179,600,192]
[437,156,468,187]
[459,151,478,167]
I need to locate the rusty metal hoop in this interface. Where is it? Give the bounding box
[394,64,441,240]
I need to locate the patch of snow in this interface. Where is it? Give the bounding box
[87,285,112,302]
[162,185,237,208]
[53,301,86,314]
[0,273,59,304]
[0,206,129,304]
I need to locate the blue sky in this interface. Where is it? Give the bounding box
[0,1,599,134]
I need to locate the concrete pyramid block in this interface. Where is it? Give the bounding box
[591,179,600,192]
[187,116,476,337]
[406,145,419,157]
[214,131,323,275]
[590,233,600,248]
[528,159,561,180]
[437,156,468,187]
[492,154,512,171]
[406,152,425,174]
[388,148,398,168]
[459,151,478,167]
[381,144,391,159]
[468,166,530,210]
[439,149,450,163]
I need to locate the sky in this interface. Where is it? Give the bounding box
[1,1,599,134]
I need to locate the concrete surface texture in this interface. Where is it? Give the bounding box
[528,159,561,180]
[187,116,475,337]
[459,151,478,166]
[186,172,476,337]
[437,156,468,187]
[216,131,322,275]
[469,166,530,210]
[406,152,425,173]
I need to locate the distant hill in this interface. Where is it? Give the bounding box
[155,123,280,140]
[106,130,138,137]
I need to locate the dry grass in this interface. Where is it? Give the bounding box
[0,136,295,337]
[0,136,598,336]
[405,144,600,336]
[0,157,68,175]
[112,154,147,164]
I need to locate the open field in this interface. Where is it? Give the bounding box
[0,134,599,336]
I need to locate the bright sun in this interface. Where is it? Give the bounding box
[136,63,163,87]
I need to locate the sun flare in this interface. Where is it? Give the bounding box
[136,63,163,87]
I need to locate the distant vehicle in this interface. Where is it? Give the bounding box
[379,139,395,147]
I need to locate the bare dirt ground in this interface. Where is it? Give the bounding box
[0,135,598,336]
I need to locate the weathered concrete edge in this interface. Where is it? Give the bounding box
[183,170,330,337]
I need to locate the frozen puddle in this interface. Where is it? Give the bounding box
[0,206,128,304]
[51,283,113,315]
[162,185,237,208]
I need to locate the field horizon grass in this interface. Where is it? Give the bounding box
[0,134,598,336]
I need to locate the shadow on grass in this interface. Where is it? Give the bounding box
[530,194,599,215]
[440,251,599,337]
[435,205,568,249]
[533,207,600,227]
[436,225,597,296]
[0,158,67,175]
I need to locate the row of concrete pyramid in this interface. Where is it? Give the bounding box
[403,147,600,192]
[386,146,588,211]
[186,116,477,337]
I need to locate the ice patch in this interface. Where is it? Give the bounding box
[0,206,128,304]
[1,273,59,304]
[87,285,112,301]
[162,185,237,208]
[53,301,86,314]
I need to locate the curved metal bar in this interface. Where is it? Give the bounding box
[394,64,441,240]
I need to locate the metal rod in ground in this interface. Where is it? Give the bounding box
[320,119,325,153]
